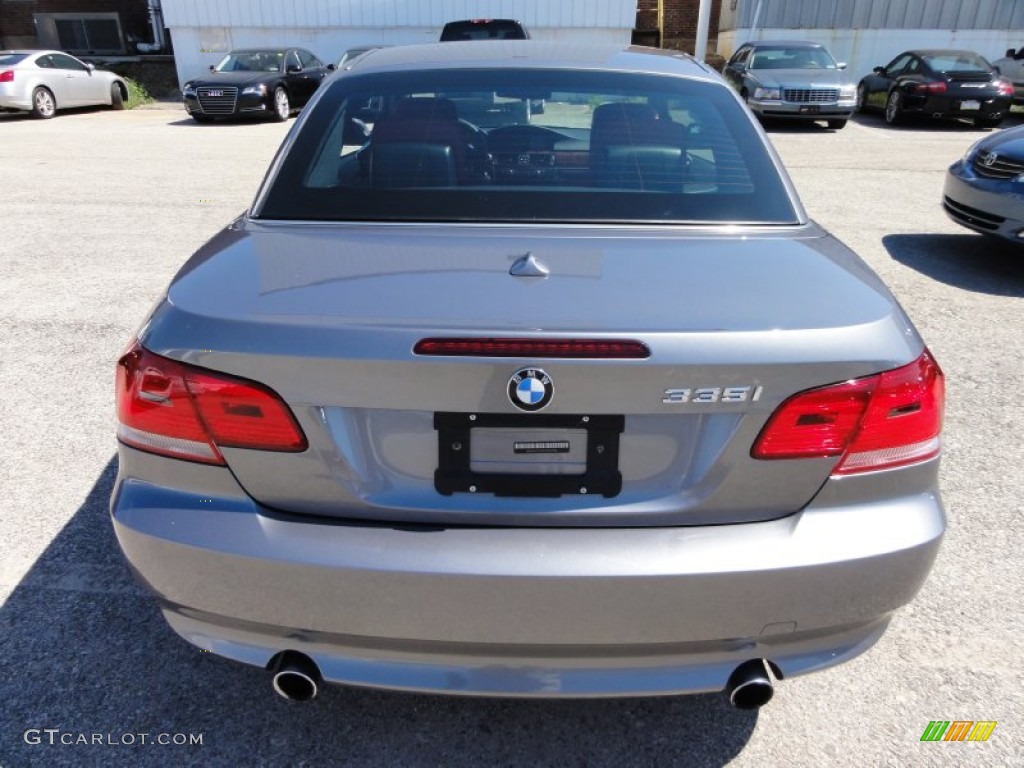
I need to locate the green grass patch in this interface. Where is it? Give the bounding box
[123,76,153,109]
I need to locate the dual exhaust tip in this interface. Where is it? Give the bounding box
[270,651,774,710]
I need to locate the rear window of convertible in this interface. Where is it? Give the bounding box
[256,69,800,224]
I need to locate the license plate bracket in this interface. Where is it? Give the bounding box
[960,100,981,111]
[434,412,624,498]
[799,105,820,114]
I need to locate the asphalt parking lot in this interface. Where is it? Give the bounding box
[1,103,1022,767]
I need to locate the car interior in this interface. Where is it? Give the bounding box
[306,91,753,197]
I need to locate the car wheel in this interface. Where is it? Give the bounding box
[190,113,214,124]
[856,84,867,113]
[827,119,848,130]
[30,87,56,119]
[110,83,125,110]
[272,87,290,121]
[884,90,903,125]
[974,116,1003,129]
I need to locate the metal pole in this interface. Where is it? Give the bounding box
[752,0,764,38]
[657,0,664,48]
[695,0,713,61]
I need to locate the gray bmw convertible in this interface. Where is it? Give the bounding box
[111,42,945,709]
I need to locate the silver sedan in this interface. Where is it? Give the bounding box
[0,49,127,118]
[723,40,857,128]
[111,41,945,711]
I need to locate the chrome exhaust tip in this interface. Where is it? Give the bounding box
[271,651,322,702]
[726,659,774,710]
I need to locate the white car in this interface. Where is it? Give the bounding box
[993,46,1024,104]
[0,49,127,118]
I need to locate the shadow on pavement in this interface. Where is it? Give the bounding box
[166,116,291,128]
[759,119,839,133]
[0,458,757,768]
[883,233,1024,297]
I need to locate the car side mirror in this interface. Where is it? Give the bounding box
[85,62,95,72]
[836,62,847,70]
[873,66,884,74]
[1006,49,1016,58]
[327,63,336,71]
[286,64,301,73]
[209,64,215,72]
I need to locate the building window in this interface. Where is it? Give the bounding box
[35,13,126,55]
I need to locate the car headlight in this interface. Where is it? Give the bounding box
[182,83,196,97]
[753,87,781,100]
[242,84,267,97]
[839,84,856,98]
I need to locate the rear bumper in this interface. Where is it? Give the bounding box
[0,86,30,111]
[943,162,1024,242]
[903,94,1009,120]
[111,445,944,697]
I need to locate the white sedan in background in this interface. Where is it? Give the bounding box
[0,49,127,118]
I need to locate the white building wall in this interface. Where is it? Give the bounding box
[163,0,636,85]
[719,28,1021,83]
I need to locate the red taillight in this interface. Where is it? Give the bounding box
[998,79,1014,96]
[116,343,307,464]
[752,351,944,475]
[913,81,947,94]
[414,338,650,358]
[0,70,13,83]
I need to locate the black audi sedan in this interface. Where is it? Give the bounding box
[857,49,1012,128]
[183,48,333,123]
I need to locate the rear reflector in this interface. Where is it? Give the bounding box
[116,343,307,464]
[414,338,650,358]
[752,351,944,475]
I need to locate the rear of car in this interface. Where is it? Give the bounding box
[992,48,1024,103]
[0,52,30,111]
[944,125,1024,242]
[903,51,1010,125]
[111,42,945,705]
[440,19,529,41]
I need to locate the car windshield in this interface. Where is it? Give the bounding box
[214,51,284,73]
[258,69,798,225]
[0,52,28,66]
[750,47,837,69]
[923,53,991,73]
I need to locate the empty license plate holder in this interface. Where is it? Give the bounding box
[434,412,624,498]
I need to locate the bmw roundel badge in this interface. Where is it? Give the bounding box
[508,368,554,412]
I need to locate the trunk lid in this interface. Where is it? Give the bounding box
[141,220,921,527]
